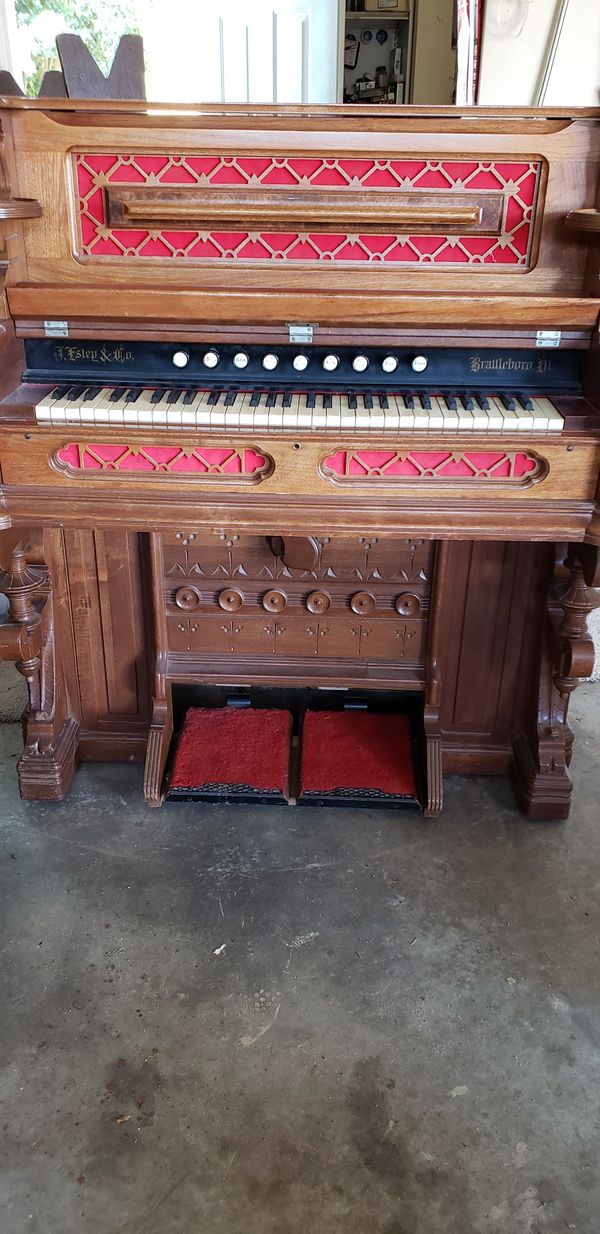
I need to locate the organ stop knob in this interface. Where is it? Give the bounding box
[322,354,340,372]
[172,350,190,368]
[233,351,249,369]
[202,349,219,368]
[411,354,429,373]
[262,353,279,370]
[381,355,398,373]
[352,355,369,372]
[293,354,309,371]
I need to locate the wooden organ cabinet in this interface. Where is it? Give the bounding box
[0,99,599,817]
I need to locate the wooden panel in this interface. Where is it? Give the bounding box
[439,540,553,753]
[2,104,600,329]
[62,528,151,730]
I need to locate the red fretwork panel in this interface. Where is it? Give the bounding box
[321,449,546,484]
[53,442,273,482]
[74,152,541,267]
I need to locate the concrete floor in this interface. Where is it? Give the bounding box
[1,678,599,1234]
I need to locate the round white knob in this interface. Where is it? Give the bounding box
[322,354,339,373]
[352,355,369,373]
[411,355,428,373]
[233,351,249,369]
[202,350,219,369]
[172,350,190,368]
[381,355,398,374]
[292,354,309,372]
[262,353,279,371]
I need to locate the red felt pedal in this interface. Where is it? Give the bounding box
[299,711,419,807]
[167,707,292,803]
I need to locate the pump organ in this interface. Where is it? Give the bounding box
[0,98,599,816]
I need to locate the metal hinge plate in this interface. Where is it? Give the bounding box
[44,320,68,338]
[536,330,561,348]
[287,323,316,344]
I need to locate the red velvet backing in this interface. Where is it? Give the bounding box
[300,711,416,797]
[169,708,291,792]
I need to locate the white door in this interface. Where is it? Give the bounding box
[143,0,341,104]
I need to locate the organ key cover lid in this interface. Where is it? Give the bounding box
[0,99,599,332]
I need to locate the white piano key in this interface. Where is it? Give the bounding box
[325,394,343,428]
[483,397,506,431]
[530,396,557,431]
[425,396,446,429]
[283,394,300,428]
[413,397,430,430]
[456,399,477,431]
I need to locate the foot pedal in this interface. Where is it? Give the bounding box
[298,711,420,809]
[166,707,292,804]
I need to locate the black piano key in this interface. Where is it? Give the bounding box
[82,386,100,401]
[348,392,358,410]
[125,388,142,404]
[473,391,491,410]
[109,387,125,402]
[306,391,316,409]
[516,392,534,411]
[363,392,373,410]
[323,392,333,410]
[50,385,68,399]
[443,393,457,410]
[207,389,223,405]
[282,391,292,408]
[403,393,415,410]
[378,392,389,410]
[150,388,164,404]
[166,388,181,404]
[266,390,277,408]
[183,389,197,405]
[225,389,239,406]
[419,392,432,410]
[249,390,262,407]
[499,392,516,411]
[461,393,475,411]
[66,384,87,399]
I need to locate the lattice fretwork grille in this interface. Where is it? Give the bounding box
[74,152,541,267]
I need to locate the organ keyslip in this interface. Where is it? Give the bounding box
[0,98,599,817]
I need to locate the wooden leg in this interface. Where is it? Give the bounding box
[143,686,173,808]
[512,544,599,821]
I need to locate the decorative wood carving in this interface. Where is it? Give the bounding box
[53,442,273,482]
[75,153,541,267]
[0,541,78,799]
[512,543,600,820]
[321,449,546,485]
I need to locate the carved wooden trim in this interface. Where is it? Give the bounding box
[107,186,504,236]
[320,449,547,486]
[0,197,43,220]
[0,540,79,798]
[512,543,599,820]
[75,152,541,268]
[565,208,600,233]
[52,442,274,484]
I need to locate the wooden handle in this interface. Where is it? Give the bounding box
[565,208,600,234]
[107,186,504,236]
[0,197,43,220]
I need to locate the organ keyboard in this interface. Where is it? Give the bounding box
[0,97,599,820]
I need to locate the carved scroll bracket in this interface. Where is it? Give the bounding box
[553,545,600,702]
[512,542,599,820]
[0,545,48,716]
